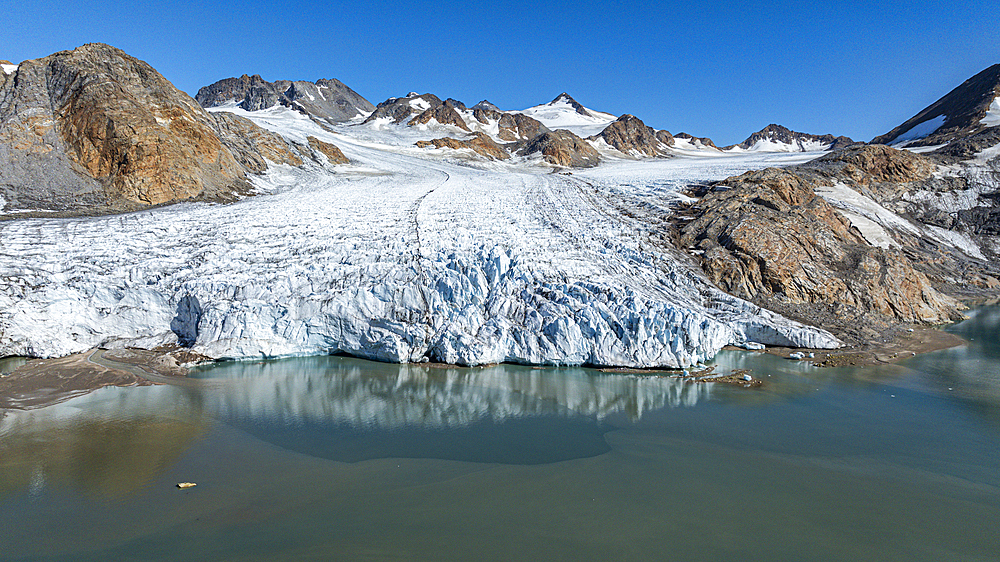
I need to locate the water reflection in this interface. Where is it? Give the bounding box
[188,357,714,428]
[903,306,1000,425]
[0,387,208,499]
[0,359,715,487]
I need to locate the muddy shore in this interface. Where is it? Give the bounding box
[0,349,195,411]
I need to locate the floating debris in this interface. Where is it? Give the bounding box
[176,482,197,489]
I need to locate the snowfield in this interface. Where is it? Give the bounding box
[0,106,843,367]
[516,95,618,137]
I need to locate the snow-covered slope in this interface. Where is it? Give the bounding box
[517,93,618,137]
[981,96,1000,127]
[729,137,828,153]
[0,105,840,368]
[891,115,947,146]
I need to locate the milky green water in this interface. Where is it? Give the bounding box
[1,309,999,561]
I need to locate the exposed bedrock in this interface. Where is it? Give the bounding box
[674,144,989,345]
[0,43,331,215]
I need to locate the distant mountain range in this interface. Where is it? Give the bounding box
[2,42,997,215]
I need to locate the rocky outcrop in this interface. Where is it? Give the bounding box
[363,93,444,125]
[675,166,963,343]
[307,136,349,165]
[472,100,501,112]
[673,132,718,149]
[726,124,854,151]
[0,43,300,215]
[415,133,510,160]
[812,144,935,184]
[195,75,374,122]
[472,106,502,124]
[590,114,671,157]
[407,101,471,131]
[196,74,282,111]
[872,63,1000,146]
[497,113,550,141]
[928,125,1000,163]
[469,105,550,141]
[656,130,675,147]
[804,144,937,204]
[516,130,600,168]
[210,111,303,173]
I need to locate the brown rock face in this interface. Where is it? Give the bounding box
[307,136,349,165]
[211,111,303,173]
[363,93,444,125]
[415,133,510,160]
[673,132,718,149]
[676,167,962,342]
[517,130,600,168]
[590,114,671,157]
[47,44,247,205]
[469,107,549,141]
[0,43,296,214]
[407,102,471,131]
[656,130,675,147]
[811,144,935,186]
[497,113,549,141]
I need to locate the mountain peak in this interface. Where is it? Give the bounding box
[472,100,500,112]
[728,124,853,152]
[196,75,373,121]
[549,93,592,117]
[872,63,1000,147]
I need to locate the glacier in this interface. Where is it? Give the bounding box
[0,106,841,368]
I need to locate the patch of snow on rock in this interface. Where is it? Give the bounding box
[814,182,920,249]
[892,115,946,145]
[926,226,987,261]
[409,98,431,112]
[981,97,1000,128]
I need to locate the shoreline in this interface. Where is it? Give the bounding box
[0,348,194,412]
[0,323,970,413]
[738,325,966,368]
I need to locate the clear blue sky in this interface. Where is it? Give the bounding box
[5,0,997,145]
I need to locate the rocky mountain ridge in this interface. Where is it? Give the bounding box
[727,124,855,152]
[872,64,1000,147]
[196,74,374,124]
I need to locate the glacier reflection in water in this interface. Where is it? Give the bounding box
[190,356,714,429]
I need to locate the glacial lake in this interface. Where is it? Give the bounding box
[2,308,999,561]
